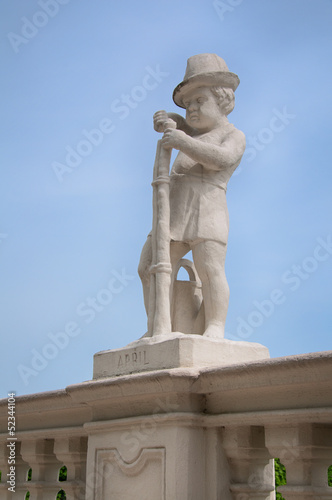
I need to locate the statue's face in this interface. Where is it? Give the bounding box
[183,87,224,131]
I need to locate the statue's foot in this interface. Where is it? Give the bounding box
[203,323,224,340]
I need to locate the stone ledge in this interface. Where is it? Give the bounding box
[93,333,270,379]
[0,351,331,433]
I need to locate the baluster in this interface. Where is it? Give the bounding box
[222,426,275,500]
[265,424,332,499]
[20,438,63,500]
[54,436,87,500]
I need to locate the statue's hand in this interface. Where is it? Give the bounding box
[153,110,169,133]
[161,128,187,150]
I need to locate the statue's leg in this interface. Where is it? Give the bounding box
[169,241,190,324]
[192,240,229,339]
[138,235,152,315]
[138,238,189,331]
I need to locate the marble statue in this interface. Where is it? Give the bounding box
[138,53,246,340]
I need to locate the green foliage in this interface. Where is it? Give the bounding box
[329,465,332,487]
[57,465,67,498]
[275,458,286,500]
[59,466,67,482]
[275,458,286,486]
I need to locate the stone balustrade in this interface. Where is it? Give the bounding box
[0,351,331,499]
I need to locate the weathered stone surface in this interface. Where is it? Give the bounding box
[139,54,246,340]
[1,352,331,499]
[93,334,270,378]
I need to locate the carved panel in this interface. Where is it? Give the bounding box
[94,447,165,500]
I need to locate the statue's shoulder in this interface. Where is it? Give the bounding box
[225,124,246,152]
[226,123,245,141]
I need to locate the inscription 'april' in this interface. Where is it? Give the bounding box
[118,350,149,368]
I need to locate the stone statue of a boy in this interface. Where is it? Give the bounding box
[139,53,246,339]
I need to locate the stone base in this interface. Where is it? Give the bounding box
[93,333,270,379]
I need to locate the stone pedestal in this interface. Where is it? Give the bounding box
[89,335,273,498]
[84,417,209,500]
[88,335,274,498]
[93,333,270,379]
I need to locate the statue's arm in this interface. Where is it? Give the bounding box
[161,127,246,171]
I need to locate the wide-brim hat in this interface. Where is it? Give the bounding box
[173,53,240,109]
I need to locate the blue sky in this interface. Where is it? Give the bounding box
[1,0,331,398]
